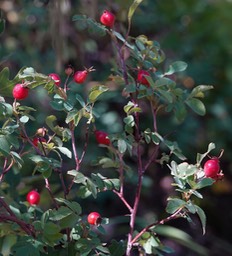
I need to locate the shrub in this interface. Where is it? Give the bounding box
[0,1,224,255]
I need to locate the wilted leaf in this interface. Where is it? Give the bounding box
[189,85,214,98]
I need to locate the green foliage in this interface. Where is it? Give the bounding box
[0,1,227,256]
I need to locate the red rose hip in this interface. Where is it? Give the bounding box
[87,212,101,225]
[137,70,150,86]
[95,130,110,145]
[12,83,29,100]
[204,158,220,179]
[73,70,88,84]
[100,10,115,28]
[49,73,61,86]
[32,137,46,147]
[26,190,40,205]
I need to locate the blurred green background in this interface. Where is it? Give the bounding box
[1,0,232,255]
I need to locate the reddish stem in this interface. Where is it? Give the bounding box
[126,111,144,256]
[130,207,184,246]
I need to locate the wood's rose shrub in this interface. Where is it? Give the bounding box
[0,1,224,255]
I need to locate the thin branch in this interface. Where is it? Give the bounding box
[113,189,132,213]
[70,122,80,171]
[0,214,35,237]
[126,111,144,256]
[0,158,14,182]
[45,178,59,209]
[0,197,36,237]
[130,207,185,246]
[79,125,90,165]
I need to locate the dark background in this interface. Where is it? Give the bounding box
[1,0,232,255]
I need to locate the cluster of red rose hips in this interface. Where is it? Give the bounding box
[26,190,101,225]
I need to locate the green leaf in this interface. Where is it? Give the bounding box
[0,102,13,118]
[123,115,135,127]
[55,198,82,215]
[91,173,105,189]
[154,225,209,255]
[88,85,108,103]
[0,135,10,156]
[67,171,87,184]
[165,61,188,75]
[196,142,216,165]
[157,89,173,103]
[87,18,107,37]
[86,178,98,198]
[118,139,127,154]
[43,222,63,244]
[0,67,15,97]
[185,98,206,116]
[166,198,186,214]
[72,14,107,37]
[49,206,73,221]
[98,157,119,169]
[128,0,144,28]
[12,240,40,256]
[10,151,23,168]
[55,146,72,158]
[123,101,141,115]
[45,115,57,131]
[190,85,214,98]
[164,140,186,160]
[76,94,85,107]
[19,115,29,123]
[175,162,198,179]
[142,235,160,254]
[195,205,207,235]
[155,77,176,88]
[109,240,126,256]
[195,178,215,189]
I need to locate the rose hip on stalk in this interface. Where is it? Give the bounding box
[100,10,115,28]
[73,70,88,84]
[87,212,101,225]
[95,130,110,146]
[32,137,46,147]
[203,150,224,180]
[49,73,61,87]
[73,66,95,84]
[137,70,150,87]
[12,83,29,100]
[26,190,40,205]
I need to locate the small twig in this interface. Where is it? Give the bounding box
[144,145,159,172]
[79,125,90,165]
[126,110,144,256]
[108,30,129,86]
[0,158,14,182]
[0,197,36,237]
[0,214,36,237]
[70,122,80,171]
[130,207,185,246]
[45,178,59,209]
[113,189,132,213]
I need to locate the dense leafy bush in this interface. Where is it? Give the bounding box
[0,1,231,255]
